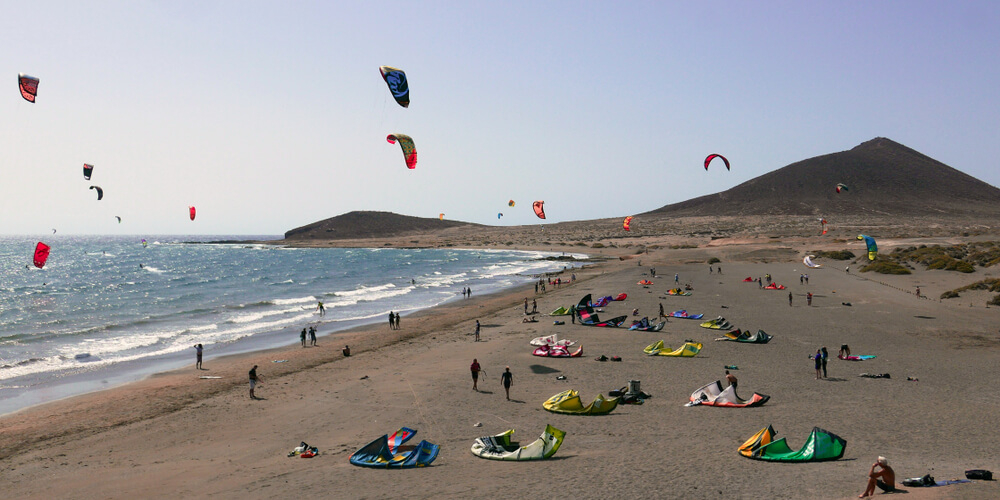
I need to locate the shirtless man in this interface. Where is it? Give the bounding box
[725,370,738,388]
[860,456,895,497]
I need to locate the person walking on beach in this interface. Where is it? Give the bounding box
[814,349,823,379]
[524,298,529,315]
[674,273,679,284]
[821,346,829,378]
[316,301,325,316]
[915,287,921,297]
[501,366,513,401]
[194,344,204,370]
[789,292,793,306]
[249,365,262,399]
[725,370,738,389]
[470,359,482,391]
[474,320,481,341]
[800,274,804,285]
[535,282,539,294]
[805,274,809,284]
[300,328,307,347]
[531,299,537,314]
[463,287,468,298]
[709,265,713,274]
[717,266,722,274]
[659,302,665,320]
[807,292,813,306]
[309,326,317,346]
[467,287,472,298]
[860,456,895,497]
[394,312,400,330]
[569,305,576,324]
[388,311,395,330]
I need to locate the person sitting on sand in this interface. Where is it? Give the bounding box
[522,317,538,323]
[860,456,895,497]
[342,345,351,357]
[632,308,639,316]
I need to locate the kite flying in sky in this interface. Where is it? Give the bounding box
[33,242,50,268]
[386,134,417,169]
[533,201,546,219]
[704,154,730,171]
[18,73,38,103]
[83,164,94,180]
[189,206,197,221]
[90,186,103,200]
[379,66,409,108]
[836,183,849,193]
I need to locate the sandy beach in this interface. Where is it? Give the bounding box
[2,238,999,499]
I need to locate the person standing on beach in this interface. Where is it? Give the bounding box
[569,305,576,324]
[814,349,823,379]
[805,274,809,284]
[300,328,307,347]
[470,359,481,391]
[800,274,804,284]
[807,292,813,306]
[531,299,537,314]
[789,292,793,306]
[535,282,539,294]
[916,287,921,297]
[249,365,261,399]
[388,311,395,330]
[717,266,722,274]
[501,366,513,401]
[474,320,481,341]
[467,287,472,297]
[674,273,679,284]
[394,312,400,330]
[709,265,713,274]
[725,370,737,388]
[309,326,317,346]
[316,301,325,316]
[821,346,829,378]
[659,303,665,320]
[524,298,529,315]
[194,344,203,370]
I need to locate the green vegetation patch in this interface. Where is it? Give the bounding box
[811,250,855,260]
[940,278,1000,303]
[860,260,911,275]
[888,242,1000,273]
[707,257,720,264]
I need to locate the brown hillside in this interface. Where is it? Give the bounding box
[647,137,1000,217]
[284,211,479,240]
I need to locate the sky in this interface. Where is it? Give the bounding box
[1,1,997,235]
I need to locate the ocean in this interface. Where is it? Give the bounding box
[0,235,584,414]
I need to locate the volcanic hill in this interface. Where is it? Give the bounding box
[284,211,479,240]
[647,137,1000,218]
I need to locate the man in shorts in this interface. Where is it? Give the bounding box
[470,359,481,391]
[249,365,262,399]
[860,456,895,497]
[500,366,513,401]
[194,344,203,370]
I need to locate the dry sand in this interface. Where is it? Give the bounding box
[2,239,999,499]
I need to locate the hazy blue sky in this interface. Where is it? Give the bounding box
[2,1,997,235]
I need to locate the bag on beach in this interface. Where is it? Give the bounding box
[965,469,993,480]
[902,474,934,487]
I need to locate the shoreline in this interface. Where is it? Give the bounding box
[0,257,602,460]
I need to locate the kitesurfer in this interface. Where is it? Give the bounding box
[194,344,203,370]
[860,457,895,497]
[316,301,325,316]
[501,366,513,401]
[249,365,262,399]
[470,359,481,391]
